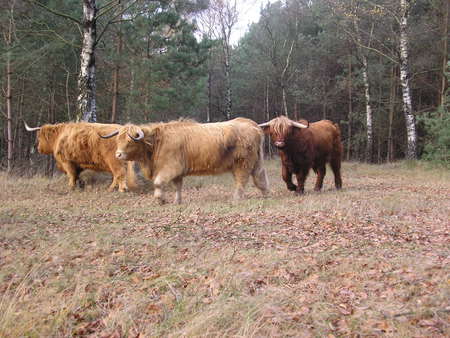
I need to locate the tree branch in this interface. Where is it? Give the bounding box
[96,0,138,44]
[27,0,81,25]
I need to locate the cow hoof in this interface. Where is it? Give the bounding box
[287,185,297,191]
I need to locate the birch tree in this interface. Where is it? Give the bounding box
[399,0,417,159]
[3,0,16,172]
[351,4,375,162]
[196,4,219,122]
[211,0,238,120]
[32,0,137,122]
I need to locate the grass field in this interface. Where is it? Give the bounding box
[1,160,449,337]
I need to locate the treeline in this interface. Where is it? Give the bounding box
[1,0,448,172]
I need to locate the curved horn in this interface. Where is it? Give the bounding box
[24,121,41,131]
[292,121,308,129]
[99,130,119,139]
[127,127,144,141]
[258,121,271,128]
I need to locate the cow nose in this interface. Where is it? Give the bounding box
[116,151,124,159]
[274,141,285,148]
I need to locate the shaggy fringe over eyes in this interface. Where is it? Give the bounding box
[271,116,292,138]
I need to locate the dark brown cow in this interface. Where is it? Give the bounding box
[25,121,132,191]
[259,115,342,194]
[99,118,269,204]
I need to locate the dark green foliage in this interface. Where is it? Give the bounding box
[420,111,450,167]
[419,64,450,167]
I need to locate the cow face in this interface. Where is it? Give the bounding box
[24,122,57,154]
[101,125,159,161]
[259,116,308,149]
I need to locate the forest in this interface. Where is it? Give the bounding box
[1,1,449,336]
[1,0,449,172]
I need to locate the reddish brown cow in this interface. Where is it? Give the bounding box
[25,121,132,191]
[259,115,342,194]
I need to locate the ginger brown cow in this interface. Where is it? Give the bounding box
[99,118,269,204]
[259,115,342,194]
[25,121,131,191]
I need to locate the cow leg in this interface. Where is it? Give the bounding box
[153,174,169,205]
[252,167,269,196]
[110,170,128,192]
[294,168,309,194]
[314,165,326,191]
[282,165,296,191]
[76,167,85,189]
[62,162,79,190]
[330,158,342,190]
[233,168,250,200]
[172,177,183,204]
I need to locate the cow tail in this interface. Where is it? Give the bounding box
[332,122,344,159]
[252,133,269,194]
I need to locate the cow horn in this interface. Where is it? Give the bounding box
[292,121,308,129]
[127,128,144,141]
[24,121,41,131]
[258,121,271,128]
[99,130,119,138]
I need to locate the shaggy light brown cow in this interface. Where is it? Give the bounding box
[100,118,269,204]
[259,116,342,194]
[25,121,132,192]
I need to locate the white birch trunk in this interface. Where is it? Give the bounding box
[281,40,295,118]
[347,54,353,161]
[362,55,374,162]
[77,0,97,122]
[399,0,417,159]
[353,13,374,162]
[224,48,232,120]
[439,0,448,111]
[5,1,15,173]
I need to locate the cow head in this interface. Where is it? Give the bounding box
[24,121,59,154]
[99,124,159,161]
[258,116,308,148]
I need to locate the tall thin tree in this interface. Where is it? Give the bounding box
[399,0,417,159]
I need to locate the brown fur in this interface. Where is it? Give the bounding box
[261,116,342,194]
[33,122,132,191]
[102,118,269,204]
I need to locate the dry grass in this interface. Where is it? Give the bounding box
[0,160,449,337]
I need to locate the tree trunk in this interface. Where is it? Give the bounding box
[5,1,15,173]
[224,48,232,120]
[207,61,212,122]
[281,40,295,117]
[265,77,272,158]
[282,84,288,117]
[65,69,71,120]
[387,66,397,161]
[399,0,417,159]
[111,8,123,124]
[347,53,353,161]
[361,57,374,163]
[126,67,135,122]
[77,0,97,122]
[439,0,449,112]
[110,33,122,123]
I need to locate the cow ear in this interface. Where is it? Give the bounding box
[143,127,160,147]
[258,122,271,134]
[261,125,271,134]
